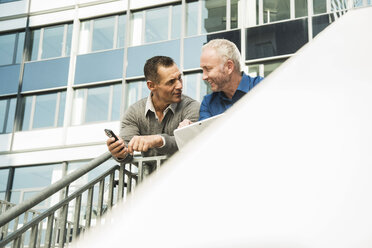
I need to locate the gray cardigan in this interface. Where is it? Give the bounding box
[119,94,200,158]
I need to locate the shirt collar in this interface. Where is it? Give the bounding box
[145,95,177,120]
[236,72,251,93]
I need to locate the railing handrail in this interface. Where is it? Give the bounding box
[0,164,120,246]
[0,151,112,227]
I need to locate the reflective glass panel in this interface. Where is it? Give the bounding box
[231,0,238,29]
[71,89,85,125]
[200,79,211,101]
[92,16,115,51]
[184,74,198,100]
[42,25,64,59]
[117,14,126,48]
[313,0,327,14]
[0,33,16,66]
[247,64,261,77]
[79,21,91,54]
[33,93,57,129]
[186,1,199,36]
[65,24,73,56]
[57,91,66,127]
[145,6,169,43]
[30,29,40,61]
[111,84,122,121]
[312,14,335,37]
[131,12,143,46]
[264,59,285,76]
[6,98,16,133]
[263,0,290,23]
[16,32,25,64]
[0,100,7,132]
[12,164,62,189]
[202,0,226,34]
[0,169,9,191]
[295,0,308,18]
[85,86,110,123]
[171,4,182,39]
[21,96,32,131]
[246,19,308,59]
[126,81,142,109]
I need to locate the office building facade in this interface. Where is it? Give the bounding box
[0,0,370,209]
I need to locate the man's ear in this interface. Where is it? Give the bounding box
[226,59,235,75]
[147,80,156,91]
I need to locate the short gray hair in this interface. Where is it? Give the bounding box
[202,39,241,72]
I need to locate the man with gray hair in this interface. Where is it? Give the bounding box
[198,38,263,120]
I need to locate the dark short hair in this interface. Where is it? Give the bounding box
[144,56,175,83]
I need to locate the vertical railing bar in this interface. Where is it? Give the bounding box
[97,179,104,219]
[20,212,29,247]
[107,173,115,209]
[57,204,68,248]
[29,224,38,248]
[138,161,143,183]
[51,218,58,248]
[72,195,81,240]
[13,216,20,232]
[44,214,54,248]
[85,187,94,228]
[118,164,125,201]
[126,166,132,195]
[12,236,21,248]
[36,220,43,248]
[66,223,72,245]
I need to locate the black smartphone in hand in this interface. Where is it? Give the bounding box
[104,129,119,141]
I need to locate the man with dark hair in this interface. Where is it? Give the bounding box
[107,56,199,164]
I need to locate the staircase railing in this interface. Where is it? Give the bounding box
[0,151,167,248]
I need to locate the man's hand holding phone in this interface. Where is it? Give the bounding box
[105,129,129,159]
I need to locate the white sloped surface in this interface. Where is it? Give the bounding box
[73,7,372,248]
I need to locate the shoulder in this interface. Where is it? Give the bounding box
[201,92,219,105]
[124,97,147,118]
[243,73,264,83]
[179,95,200,108]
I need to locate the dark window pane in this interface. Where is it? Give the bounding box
[295,0,308,18]
[42,25,64,59]
[312,14,335,37]
[145,6,169,43]
[263,0,290,23]
[246,19,308,60]
[186,1,199,36]
[0,33,16,66]
[33,93,57,129]
[92,16,115,51]
[111,84,122,121]
[85,86,110,123]
[202,0,226,33]
[314,0,327,14]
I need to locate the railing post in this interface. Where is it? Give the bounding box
[72,195,81,240]
[118,164,125,201]
[44,214,54,248]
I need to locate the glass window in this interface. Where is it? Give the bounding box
[117,14,126,48]
[184,72,211,102]
[72,84,122,125]
[41,25,64,59]
[186,1,199,36]
[85,86,110,123]
[313,0,327,14]
[0,169,9,201]
[202,0,227,34]
[295,0,308,18]
[126,81,149,109]
[0,33,16,66]
[246,19,308,60]
[33,93,57,129]
[171,4,182,39]
[15,32,25,63]
[131,12,143,46]
[145,7,169,43]
[231,0,238,29]
[247,59,286,78]
[92,16,115,52]
[312,14,335,37]
[0,98,17,133]
[30,24,72,61]
[263,0,290,23]
[79,21,91,54]
[11,163,62,204]
[20,91,66,131]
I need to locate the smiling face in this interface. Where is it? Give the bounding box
[149,64,183,107]
[200,47,231,92]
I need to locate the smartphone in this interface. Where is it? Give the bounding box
[104,129,119,141]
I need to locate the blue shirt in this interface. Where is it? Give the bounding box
[199,73,263,120]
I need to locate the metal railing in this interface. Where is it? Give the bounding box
[0,152,167,248]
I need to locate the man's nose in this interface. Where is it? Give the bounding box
[202,71,208,80]
[176,79,183,89]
